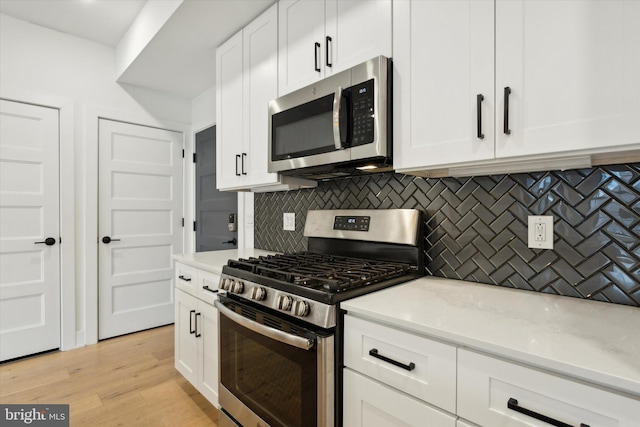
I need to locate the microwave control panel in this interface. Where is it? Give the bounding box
[334,215,370,232]
[349,79,375,146]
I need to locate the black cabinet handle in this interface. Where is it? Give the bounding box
[195,313,201,337]
[314,42,321,72]
[325,36,332,67]
[235,154,241,176]
[477,94,485,139]
[507,398,590,427]
[223,238,238,245]
[101,236,121,244]
[241,153,247,175]
[35,237,56,246]
[369,348,415,371]
[202,285,218,294]
[503,86,512,135]
[189,309,196,334]
[178,275,191,282]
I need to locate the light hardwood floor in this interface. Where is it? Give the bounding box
[0,325,219,426]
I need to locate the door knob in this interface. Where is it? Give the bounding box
[102,236,121,244]
[35,237,56,246]
[223,238,237,245]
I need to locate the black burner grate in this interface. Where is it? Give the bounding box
[228,252,413,293]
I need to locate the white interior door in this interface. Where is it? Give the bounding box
[0,99,60,361]
[98,119,183,339]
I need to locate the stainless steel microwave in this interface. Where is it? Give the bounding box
[268,56,392,179]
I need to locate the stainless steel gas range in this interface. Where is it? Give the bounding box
[216,209,425,427]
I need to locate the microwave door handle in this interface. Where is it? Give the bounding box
[333,85,344,149]
[215,300,314,350]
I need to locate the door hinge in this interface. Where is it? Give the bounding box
[193,153,197,163]
[182,218,184,227]
[193,221,197,232]
[182,149,185,158]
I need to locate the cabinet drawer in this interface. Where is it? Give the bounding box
[197,270,220,305]
[175,263,198,296]
[344,315,457,413]
[343,368,456,427]
[458,349,640,427]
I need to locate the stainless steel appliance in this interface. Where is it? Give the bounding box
[268,56,392,179]
[216,209,424,427]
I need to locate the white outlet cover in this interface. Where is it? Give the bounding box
[283,212,295,231]
[528,215,554,249]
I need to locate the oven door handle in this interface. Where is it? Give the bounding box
[215,300,315,350]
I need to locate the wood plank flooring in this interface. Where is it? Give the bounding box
[0,325,219,427]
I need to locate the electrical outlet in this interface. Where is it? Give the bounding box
[283,212,295,231]
[528,215,553,249]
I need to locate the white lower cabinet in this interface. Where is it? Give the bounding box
[457,349,640,427]
[174,263,220,407]
[343,369,456,427]
[343,313,640,427]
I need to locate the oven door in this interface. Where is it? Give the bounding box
[215,296,334,427]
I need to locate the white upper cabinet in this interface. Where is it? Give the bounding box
[278,0,392,96]
[216,4,316,191]
[216,30,244,190]
[394,0,640,175]
[495,0,640,159]
[393,0,495,170]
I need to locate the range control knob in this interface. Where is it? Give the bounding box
[276,295,293,311]
[250,286,267,301]
[230,280,244,294]
[219,278,229,291]
[292,300,310,317]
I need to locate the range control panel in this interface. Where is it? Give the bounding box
[333,215,370,231]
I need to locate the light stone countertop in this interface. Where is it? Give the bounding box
[341,276,640,397]
[173,249,277,274]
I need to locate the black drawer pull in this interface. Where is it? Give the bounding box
[178,275,191,282]
[189,310,196,334]
[235,154,241,176]
[507,398,590,427]
[369,348,415,371]
[202,285,218,294]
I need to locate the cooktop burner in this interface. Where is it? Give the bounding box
[228,252,413,293]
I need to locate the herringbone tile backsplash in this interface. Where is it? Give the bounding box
[255,165,640,307]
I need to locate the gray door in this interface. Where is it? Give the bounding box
[195,126,238,251]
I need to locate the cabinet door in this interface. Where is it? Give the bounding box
[174,289,198,384]
[278,0,325,95]
[343,369,457,427]
[197,300,219,407]
[495,0,640,159]
[243,4,279,187]
[393,0,495,171]
[216,30,244,190]
[325,0,392,75]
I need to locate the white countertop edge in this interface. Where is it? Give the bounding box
[341,277,640,397]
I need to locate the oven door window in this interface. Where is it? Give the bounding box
[219,310,318,427]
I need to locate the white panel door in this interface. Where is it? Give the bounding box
[0,99,60,361]
[393,0,495,171]
[98,119,183,339]
[495,0,640,158]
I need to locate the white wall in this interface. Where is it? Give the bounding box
[0,14,192,348]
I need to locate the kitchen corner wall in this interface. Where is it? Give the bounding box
[255,164,640,307]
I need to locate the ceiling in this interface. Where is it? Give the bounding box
[0,0,276,99]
